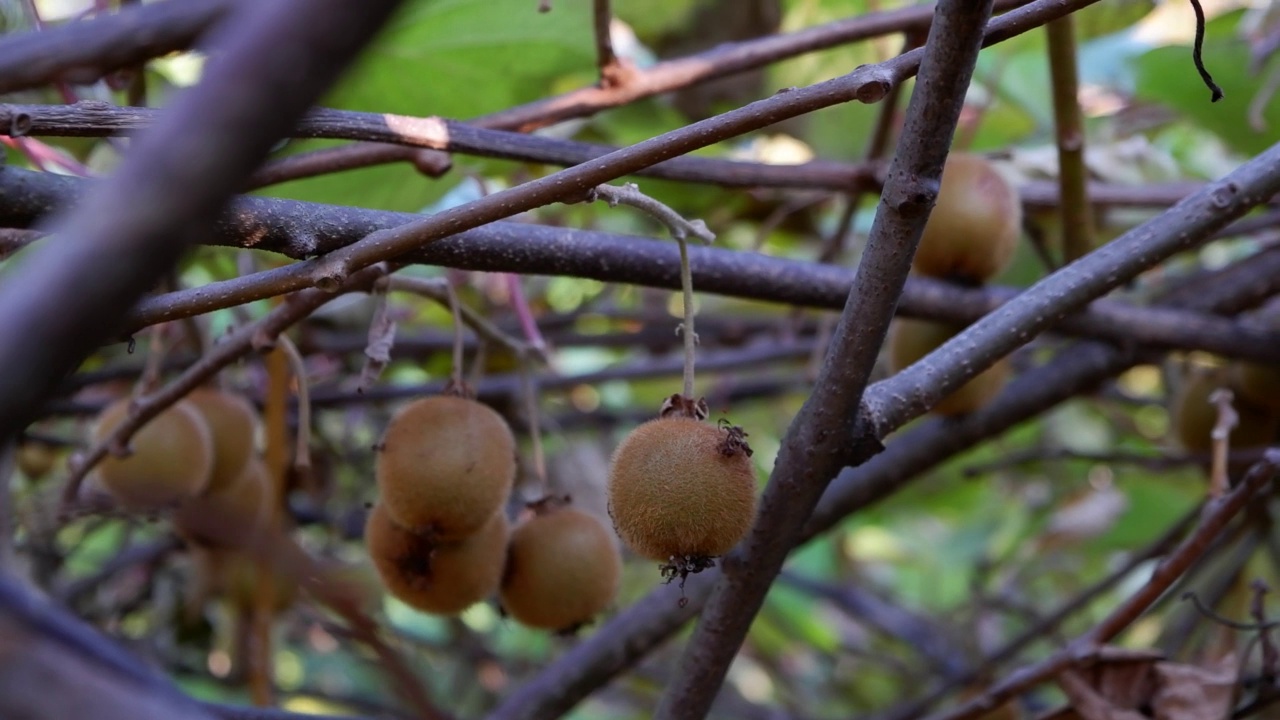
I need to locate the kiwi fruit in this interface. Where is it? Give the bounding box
[500,504,621,632]
[1171,367,1278,455]
[15,441,58,480]
[607,416,757,564]
[92,397,214,510]
[912,153,1022,284]
[376,395,516,541]
[173,457,275,549]
[1231,362,1280,414]
[186,387,260,493]
[888,318,1010,416]
[317,560,385,615]
[364,503,508,615]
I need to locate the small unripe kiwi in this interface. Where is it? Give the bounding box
[500,505,621,632]
[1231,362,1280,414]
[913,153,1022,284]
[888,318,1010,416]
[185,387,260,493]
[607,417,757,563]
[1172,368,1278,454]
[92,398,214,510]
[173,457,275,549]
[376,395,516,541]
[364,503,508,615]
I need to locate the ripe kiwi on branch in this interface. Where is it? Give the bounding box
[173,457,276,549]
[500,499,621,633]
[185,387,260,494]
[375,393,516,542]
[888,318,1010,416]
[608,400,758,582]
[364,502,508,615]
[1230,362,1280,414]
[1171,366,1278,456]
[91,397,214,510]
[912,152,1022,285]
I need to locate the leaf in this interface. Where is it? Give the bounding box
[1133,10,1280,157]
[1152,654,1237,720]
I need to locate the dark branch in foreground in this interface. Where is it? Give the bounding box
[0,0,406,442]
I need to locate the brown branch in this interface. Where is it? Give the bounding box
[0,0,234,96]
[655,2,996,715]
[927,450,1280,720]
[1046,15,1095,262]
[0,0,408,444]
[475,0,1032,132]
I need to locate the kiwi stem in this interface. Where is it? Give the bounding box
[678,237,696,400]
[445,277,466,391]
[518,354,548,492]
[276,335,313,475]
[134,322,168,395]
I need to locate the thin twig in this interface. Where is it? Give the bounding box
[275,334,312,472]
[927,450,1280,720]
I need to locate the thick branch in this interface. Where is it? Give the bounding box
[0,0,406,443]
[0,0,234,96]
[654,2,995,716]
[3,167,1278,364]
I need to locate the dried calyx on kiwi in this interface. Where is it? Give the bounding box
[375,393,516,542]
[365,502,508,615]
[888,318,1010,417]
[91,397,214,511]
[1171,365,1278,458]
[500,496,621,634]
[912,152,1022,285]
[607,394,758,586]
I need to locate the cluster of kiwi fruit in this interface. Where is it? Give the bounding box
[606,394,759,582]
[367,393,620,633]
[888,153,1023,416]
[88,385,304,616]
[1170,359,1280,468]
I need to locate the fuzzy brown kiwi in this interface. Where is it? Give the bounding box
[1172,367,1278,455]
[888,318,1010,416]
[375,395,516,541]
[364,503,508,615]
[92,398,214,510]
[173,457,275,549]
[912,153,1022,284]
[607,416,757,567]
[500,504,621,632]
[185,387,260,493]
[1231,362,1280,414]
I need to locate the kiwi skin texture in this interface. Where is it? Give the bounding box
[912,153,1021,284]
[1232,362,1280,414]
[92,398,214,510]
[365,503,509,616]
[1172,369,1278,455]
[607,417,757,562]
[173,457,276,549]
[186,388,260,494]
[500,506,621,632]
[376,395,516,541]
[889,319,1010,416]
